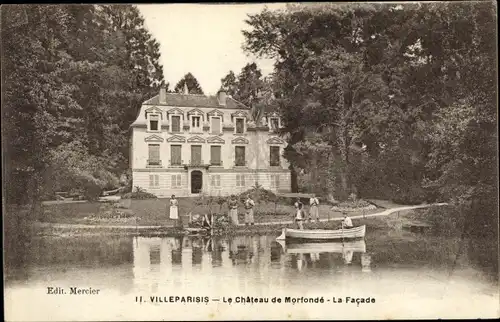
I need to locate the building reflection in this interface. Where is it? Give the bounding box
[228,236,255,265]
[132,235,372,292]
[171,237,182,265]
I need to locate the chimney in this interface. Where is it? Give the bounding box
[159,85,167,104]
[183,83,189,95]
[217,89,227,106]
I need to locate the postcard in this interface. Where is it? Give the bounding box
[3,2,499,321]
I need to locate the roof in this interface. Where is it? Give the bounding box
[143,93,249,109]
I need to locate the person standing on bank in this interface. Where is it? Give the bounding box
[169,194,179,222]
[244,194,255,226]
[295,202,306,230]
[309,196,320,222]
[228,194,239,225]
[294,198,302,210]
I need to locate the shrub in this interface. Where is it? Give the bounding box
[392,185,426,205]
[121,187,157,200]
[238,185,279,203]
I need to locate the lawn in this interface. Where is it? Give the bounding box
[40,197,366,226]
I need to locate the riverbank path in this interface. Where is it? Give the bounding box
[35,202,448,230]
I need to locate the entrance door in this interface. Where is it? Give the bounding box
[191,170,203,194]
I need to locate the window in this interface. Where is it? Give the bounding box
[235,118,245,134]
[210,146,222,166]
[235,146,246,166]
[270,174,280,189]
[171,145,182,166]
[149,114,160,131]
[211,117,221,134]
[191,145,202,165]
[171,115,181,133]
[236,174,245,187]
[149,174,159,188]
[191,116,201,132]
[148,144,160,165]
[270,117,279,131]
[211,175,221,188]
[171,174,182,188]
[270,146,280,166]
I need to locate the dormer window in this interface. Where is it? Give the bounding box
[148,114,160,132]
[269,117,280,132]
[210,116,222,135]
[191,116,201,132]
[235,117,245,134]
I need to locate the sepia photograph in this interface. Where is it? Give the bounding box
[2,2,499,321]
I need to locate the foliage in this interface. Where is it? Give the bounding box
[2,5,164,208]
[174,72,204,94]
[121,187,157,199]
[331,199,377,212]
[45,141,119,201]
[238,185,279,204]
[220,63,277,124]
[242,2,497,215]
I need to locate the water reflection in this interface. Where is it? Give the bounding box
[361,253,372,273]
[277,239,368,270]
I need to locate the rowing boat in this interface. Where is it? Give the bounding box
[276,225,366,241]
[276,239,366,254]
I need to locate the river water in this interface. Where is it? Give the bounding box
[4,229,499,320]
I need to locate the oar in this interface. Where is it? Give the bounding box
[341,221,345,245]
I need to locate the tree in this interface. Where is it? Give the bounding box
[2,4,165,206]
[242,1,497,209]
[174,72,204,94]
[220,70,238,97]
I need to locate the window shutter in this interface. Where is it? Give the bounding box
[149,144,160,161]
[211,146,221,165]
[270,146,280,166]
[191,145,201,164]
[171,145,181,165]
[235,146,245,166]
[154,175,159,187]
[149,175,154,187]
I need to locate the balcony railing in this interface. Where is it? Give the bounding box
[270,160,281,167]
[169,159,184,167]
[188,159,204,166]
[234,160,248,167]
[210,160,223,166]
[147,159,162,166]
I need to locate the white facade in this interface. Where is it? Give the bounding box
[130,88,291,197]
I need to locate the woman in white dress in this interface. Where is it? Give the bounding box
[169,195,179,220]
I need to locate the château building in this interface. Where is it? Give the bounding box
[129,85,291,197]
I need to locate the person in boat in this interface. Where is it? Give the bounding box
[227,194,239,225]
[244,194,255,226]
[309,196,320,222]
[295,202,306,230]
[341,212,353,229]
